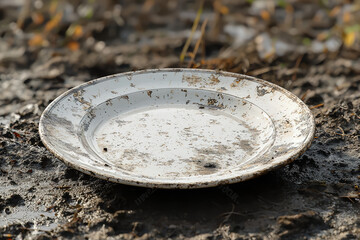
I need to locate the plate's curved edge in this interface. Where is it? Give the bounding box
[39,68,316,189]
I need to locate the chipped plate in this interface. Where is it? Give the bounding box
[39,69,315,188]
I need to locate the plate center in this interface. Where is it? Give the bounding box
[80,88,275,179]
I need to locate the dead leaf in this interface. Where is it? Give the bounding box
[213,0,228,15]
[344,32,356,47]
[142,0,155,12]
[317,32,329,41]
[329,6,341,17]
[28,34,45,47]
[260,10,271,21]
[285,4,294,13]
[67,24,83,39]
[219,6,229,15]
[67,41,80,51]
[343,12,351,23]
[73,25,83,39]
[45,12,63,32]
[32,12,44,25]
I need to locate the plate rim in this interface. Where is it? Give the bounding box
[39,68,315,188]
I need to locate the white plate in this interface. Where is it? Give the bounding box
[39,69,315,188]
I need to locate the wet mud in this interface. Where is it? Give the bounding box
[1,1,359,239]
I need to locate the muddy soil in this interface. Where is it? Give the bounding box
[0,1,359,239]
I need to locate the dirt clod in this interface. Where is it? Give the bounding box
[276,211,328,239]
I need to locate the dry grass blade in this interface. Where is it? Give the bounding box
[301,90,310,101]
[309,103,324,109]
[188,18,208,68]
[219,204,237,226]
[180,0,205,63]
[336,126,346,137]
[142,0,155,12]
[45,12,63,33]
[17,0,31,28]
[292,54,304,81]
[247,66,281,76]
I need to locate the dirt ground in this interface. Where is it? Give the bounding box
[0,1,359,239]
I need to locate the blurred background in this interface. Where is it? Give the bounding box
[0,0,359,115]
[1,0,359,73]
[1,0,360,115]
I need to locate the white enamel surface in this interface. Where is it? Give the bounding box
[39,69,315,188]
